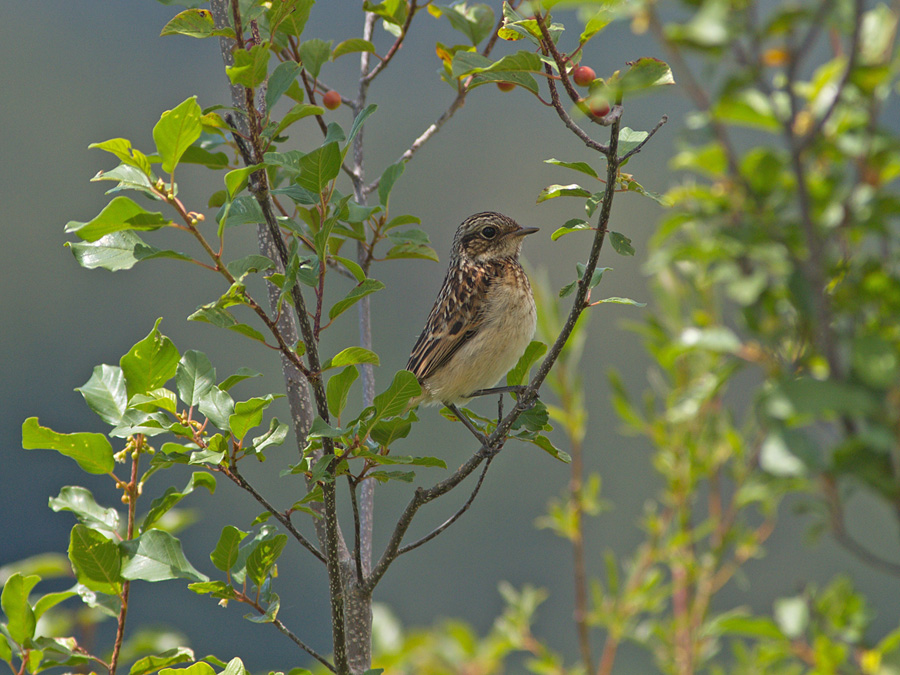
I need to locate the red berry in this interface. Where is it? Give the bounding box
[322,90,341,110]
[496,81,516,92]
[588,96,610,118]
[572,66,596,87]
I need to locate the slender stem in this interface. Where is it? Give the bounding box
[108,437,141,675]
[224,466,326,564]
[348,478,364,585]
[271,618,337,673]
[397,456,494,555]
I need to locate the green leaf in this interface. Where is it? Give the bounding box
[363,0,408,26]
[609,231,635,256]
[266,61,303,110]
[141,473,216,532]
[613,57,675,97]
[273,104,325,137]
[370,411,416,446]
[545,158,599,179]
[32,590,77,622]
[210,525,248,572]
[250,418,288,453]
[268,0,314,37]
[332,255,366,283]
[329,279,385,321]
[384,243,439,261]
[307,416,346,439]
[537,184,592,203]
[187,580,236,601]
[67,231,191,271]
[373,370,422,419]
[198,386,235,431]
[507,341,547,387]
[65,196,172,242]
[713,90,780,131]
[120,530,208,582]
[22,418,115,475]
[226,45,271,88]
[355,451,446,468]
[519,433,571,463]
[298,142,341,193]
[130,647,196,675]
[226,255,275,279]
[246,594,280,623]
[120,319,180,398]
[346,104,378,148]
[551,218,592,241]
[321,347,380,370]
[176,350,216,407]
[298,39,332,78]
[580,9,612,42]
[76,364,128,425]
[219,368,262,391]
[326,366,359,418]
[160,8,234,39]
[229,395,278,441]
[88,138,153,176]
[246,535,287,588]
[153,97,203,174]
[49,486,120,537]
[617,127,649,155]
[91,162,157,197]
[594,296,646,307]
[431,3,495,45]
[160,662,216,675]
[187,305,268,346]
[378,161,406,208]
[68,525,121,593]
[224,164,263,199]
[333,38,375,59]
[1,573,40,644]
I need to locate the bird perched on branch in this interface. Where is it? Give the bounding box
[407,212,538,409]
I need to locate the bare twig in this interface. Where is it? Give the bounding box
[224,466,326,564]
[271,618,337,673]
[397,456,495,555]
[620,115,669,163]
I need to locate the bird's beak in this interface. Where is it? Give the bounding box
[511,227,539,237]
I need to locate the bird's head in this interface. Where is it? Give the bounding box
[451,212,538,263]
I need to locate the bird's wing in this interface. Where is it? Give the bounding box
[407,263,492,382]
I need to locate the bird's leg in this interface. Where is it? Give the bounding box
[469,385,528,398]
[446,403,487,445]
[469,385,537,410]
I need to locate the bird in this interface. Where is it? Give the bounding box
[407,212,538,415]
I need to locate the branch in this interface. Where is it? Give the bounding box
[271,618,337,673]
[535,15,612,155]
[396,456,494,555]
[362,0,419,84]
[224,466,326,564]
[619,115,669,163]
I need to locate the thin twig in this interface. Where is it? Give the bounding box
[397,456,495,555]
[348,477,364,584]
[108,439,141,675]
[224,466,326,564]
[272,618,337,673]
[362,0,419,84]
[620,115,669,163]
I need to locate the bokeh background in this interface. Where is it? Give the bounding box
[2,1,898,672]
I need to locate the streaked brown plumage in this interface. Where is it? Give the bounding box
[407,212,538,405]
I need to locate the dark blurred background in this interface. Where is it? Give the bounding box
[2,2,898,672]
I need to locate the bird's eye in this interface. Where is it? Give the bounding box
[481,226,497,239]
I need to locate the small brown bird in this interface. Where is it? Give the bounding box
[407,212,538,407]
